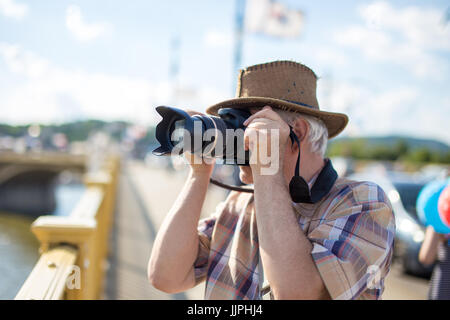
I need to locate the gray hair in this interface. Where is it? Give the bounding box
[274,109,328,157]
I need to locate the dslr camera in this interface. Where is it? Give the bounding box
[152,106,252,165]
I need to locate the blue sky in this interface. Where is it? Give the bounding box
[0,0,449,144]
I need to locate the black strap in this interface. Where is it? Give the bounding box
[288,126,337,203]
[289,126,301,177]
[209,177,254,193]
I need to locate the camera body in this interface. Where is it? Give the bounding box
[152,106,251,165]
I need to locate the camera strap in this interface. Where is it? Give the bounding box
[209,177,254,193]
[288,126,337,203]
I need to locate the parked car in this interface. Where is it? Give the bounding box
[348,172,434,278]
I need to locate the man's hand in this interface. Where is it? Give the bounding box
[243,106,290,175]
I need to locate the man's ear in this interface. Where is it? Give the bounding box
[292,117,309,144]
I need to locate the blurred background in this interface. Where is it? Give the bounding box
[0,0,449,300]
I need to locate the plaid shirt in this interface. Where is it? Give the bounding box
[193,176,396,300]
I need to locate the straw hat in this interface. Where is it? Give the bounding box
[206,60,348,139]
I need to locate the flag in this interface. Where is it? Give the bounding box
[245,0,304,38]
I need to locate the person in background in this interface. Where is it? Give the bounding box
[419,226,450,300]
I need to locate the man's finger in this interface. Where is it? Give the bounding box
[243,125,260,152]
[243,105,281,126]
[243,106,275,125]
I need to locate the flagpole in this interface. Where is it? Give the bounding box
[231,0,247,187]
[233,0,246,95]
[169,35,181,106]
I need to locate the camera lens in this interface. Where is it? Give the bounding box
[153,106,251,164]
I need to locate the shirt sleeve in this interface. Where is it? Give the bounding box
[308,182,396,300]
[193,215,216,284]
[193,201,227,284]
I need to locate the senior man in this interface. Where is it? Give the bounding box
[148,60,395,300]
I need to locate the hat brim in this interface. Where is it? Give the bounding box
[206,97,348,139]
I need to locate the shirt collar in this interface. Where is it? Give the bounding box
[307,170,320,190]
[293,159,331,217]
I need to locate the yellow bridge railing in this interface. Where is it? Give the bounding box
[15,156,120,300]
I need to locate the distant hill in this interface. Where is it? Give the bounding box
[1,120,449,164]
[0,120,132,142]
[328,135,450,164]
[330,136,449,154]
[0,120,158,158]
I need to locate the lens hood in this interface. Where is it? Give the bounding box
[152,106,194,156]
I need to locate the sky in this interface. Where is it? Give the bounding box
[0,0,449,144]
